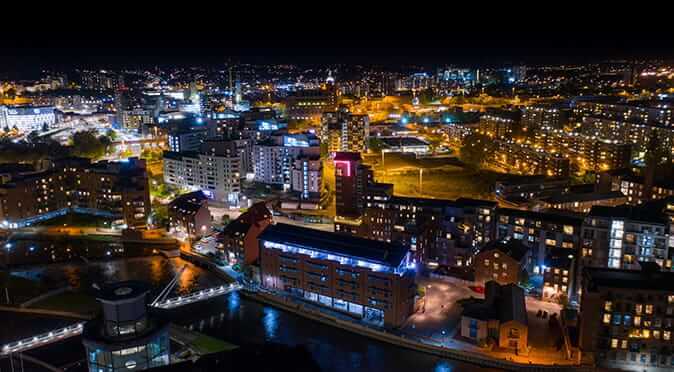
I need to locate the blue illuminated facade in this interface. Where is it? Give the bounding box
[259,223,417,328]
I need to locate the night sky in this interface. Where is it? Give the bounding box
[2,30,674,72]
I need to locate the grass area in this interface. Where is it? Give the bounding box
[34,213,115,228]
[29,291,100,315]
[0,272,43,304]
[191,333,238,354]
[376,167,497,200]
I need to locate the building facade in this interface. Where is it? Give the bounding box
[579,264,674,370]
[259,223,416,328]
[0,157,150,228]
[167,191,212,239]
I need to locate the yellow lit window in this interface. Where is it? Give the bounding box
[664,331,671,341]
[643,329,650,339]
[634,316,641,326]
[645,304,653,314]
[603,313,611,324]
[610,338,618,348]
[621,340,627,349]
[635,304,642,315]
[604,301,612,312]
[653,330,660,339]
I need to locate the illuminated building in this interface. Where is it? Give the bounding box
[473,239,529,286]
[167,126,209,153]
[361,194,497,266]
[286,89,336,123]
[542,247,576,302]
[521,104,570,132]
[493,140,570,177]
[290,155,322,203]
[333,152,373,234]
[542,191,628,214]
[378,136,430,155]
[579,263,674,370]
[0,105,58,133]
[580,204,671,273]
[81,70,123,91]
[0,157,150,229]
[460,281,528,353]
[252,132,320,189]
[168,191,212,239]
[163,142,241,206]
[479,110,521,139]
[83,281,169,372]
[218,202,272,265]
[259,223,416,328]
[496,208,582,293]
[320,106,369,153]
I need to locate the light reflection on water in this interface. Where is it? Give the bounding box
[14,256,495,372]
[263,306,279,340]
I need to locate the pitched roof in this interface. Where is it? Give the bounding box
[478,239,529,262]
[463,281,527,325]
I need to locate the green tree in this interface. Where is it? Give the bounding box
[70,130,111,159]
[460,133,494,167]
[105,129,118,141]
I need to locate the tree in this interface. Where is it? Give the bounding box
[460,133,494,167]
[70,130,110,159]
[105,129,118,141]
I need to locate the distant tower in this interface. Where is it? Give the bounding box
[326,69,335,85]
[234,74,242,105]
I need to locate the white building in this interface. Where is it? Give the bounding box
[163,151,241,205]
[0,105,58,133]
[291,156,322,201]
[253,133,320,190]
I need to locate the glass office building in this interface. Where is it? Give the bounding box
[83,281,170,372]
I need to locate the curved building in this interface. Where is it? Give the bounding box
[83,281,170,372]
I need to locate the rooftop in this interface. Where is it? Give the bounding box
[497,207,584,226]
[478,239,529,262]
[584,264,674,292]
[463,281,527,325]
[259,223,408,268]
[587,204,667,225]
[97,280,150,302]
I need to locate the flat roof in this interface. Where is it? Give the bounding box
[585,266,674,292]
[378,136,429,147]
[259,223,408,267]
[497,207,584,226]
[587,205,667,225]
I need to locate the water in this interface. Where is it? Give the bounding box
[175,292,495,372]
[5,256,495,372]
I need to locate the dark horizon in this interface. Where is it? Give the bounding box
[2,31,674,73]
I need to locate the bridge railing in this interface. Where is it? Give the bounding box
[1,322,84,356]
[152,283,242,309]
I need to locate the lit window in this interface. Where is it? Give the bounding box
[610,339,618,348]
[665,331,671,341]
[645,304,653,315]
[634,316,641,326]
[603,313,611,324]
[604,301,612,311]
[635,304,642,315]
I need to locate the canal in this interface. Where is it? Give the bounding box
[3,255,495,372]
